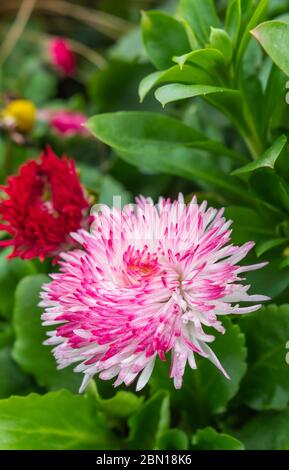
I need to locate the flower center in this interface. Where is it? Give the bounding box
[122,245,159,285]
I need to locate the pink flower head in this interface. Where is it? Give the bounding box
[48,38,76,76]
[40,195,268,392]
[51,110,89,137]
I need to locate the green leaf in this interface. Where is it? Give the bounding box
[239,73,264,142]
[97,390,143,419]
[255,238,287,257]
[236,0,268,68]
[192,427,244,450]
[128,392,169,450]
[252,21,289,76]
[87,110,203,147]
[154,83,240,108]
[0,249,36,319]
[0,390,117,450]
[0,322,13,348]
[139,65,214,102]
[0,346,33,399]
[150,319,247,427]
[88,60,149,113]
[233,410,289,450]
[250,168,289,214]
[179,0,220,46]
[141,11,190,70]
[262,65,289,140]
[173,48,225,72]
[225,206,276,246]
[238,305,289,410]
[154,84,250,139]
[109,27,147,63]
[86,112,251,203]
[225,0,241,48]
[156,429,189,450]
[12,275,81,392]
[209,28,233,64]
[99,175,132,206]
[246,257,289,299]
[232,135,287,175]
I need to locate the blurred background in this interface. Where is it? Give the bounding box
[0,0,288,202]
[0,0,188,205]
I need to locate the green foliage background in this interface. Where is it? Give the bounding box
[1,0,289,450]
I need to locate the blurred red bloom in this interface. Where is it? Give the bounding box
[49,38,76,76]
[0,147,89,261]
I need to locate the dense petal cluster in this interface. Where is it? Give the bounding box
[48,38,76,76]
[40,195,268,391]
[0,147,89,260]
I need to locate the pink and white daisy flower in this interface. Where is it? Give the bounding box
[40,195,268,392]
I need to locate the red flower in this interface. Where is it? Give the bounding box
[0,147,89,261]
[48,38,76,76]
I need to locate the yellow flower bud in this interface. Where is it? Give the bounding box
[2,100,36,132]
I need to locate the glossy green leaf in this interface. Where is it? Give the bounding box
[88,60,150,113]
[139,65,214,102]
[154,84,250,139]
[179,0,220,46]
[150,319,247,427]
[225,0,241,47]
[234,410,289,450]
[255,238,287,257]
[236,0,268,67]
[252,21,289,76]
[209,28,233,64]
[128,392,169,450]
[239,73,264,143]
[192,427,244,450]
[154,83,240,108]
[97,390,143,419]
[156,429,189,450]
[172,48,225,72]
[225,206,276,246]
[238,305,289,410]
[246,257,289,299]
[141,11,190,70]
[250,168,289,214]
[0,390,117,450]
[262,65,289,141]
[232,135,287,175]
[87,112,251,203]
[12,275,81,392]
